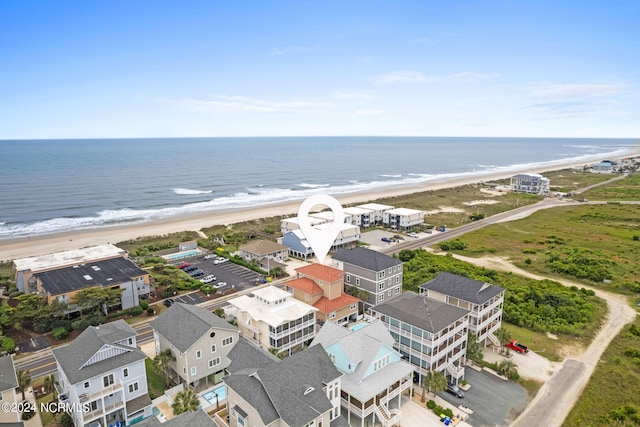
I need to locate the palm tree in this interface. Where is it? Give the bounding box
[421,371,448,402]
[16,370,31,400]
[153,349,176,388]
[497,359,518,379]
[43,374,57,398]
[171,389,200,415]
[495,327,511,354]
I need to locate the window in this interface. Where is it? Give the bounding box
[222,336,233,347]
[378,271,385,279]
[196,350,202,359]
[128,382,139,393]
[84,381,90,389]
[395,287,401,295]
[237,415,246,426]
[388,290,391,297]
[396,276,400,284]
[123,368,129,378]
[211,344,216,353]
[379,294,384,302]
[90,401,98,411]
[209,357,221,368]
[345,274,350,283]
[0,391,3,401]
[191,366,196,376]
[128,337,133,346]
[350,303,357,310]
[355,278,360,285]
[103,374,114,387]
[378,282,384,291]
[329,312,336,319]
[388,268,392,274]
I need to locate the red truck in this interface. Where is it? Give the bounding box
[505,339,529,354]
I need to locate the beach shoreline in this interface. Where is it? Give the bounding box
[2,150,639,262]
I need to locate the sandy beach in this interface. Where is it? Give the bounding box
[2,151,639,262]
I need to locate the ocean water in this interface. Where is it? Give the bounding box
[0,137,637,239]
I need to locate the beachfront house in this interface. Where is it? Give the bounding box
[224,344,348,427]
[285,263,360,325]
[419,272,505,347]
[52,320,153,427]
[0,355,20,424]
[382,208,425,230]
[509,173,550,195]
[238,239,289,273]
[12,243,127,293]
[311,321,414,427]
[370,291,470,385]
[332,247,403,307]
[150,303,239,389]
[225,286,317,356]
[280,216,327,235]
[344,207,374,228]
[281,223,360,260]
[33,257,151,310]
[590,160,618,173]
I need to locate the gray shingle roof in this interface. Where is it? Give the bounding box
[226,337,278,376]
[0,355,18,391]
[136,409,215,427]
[150,303,237,353]
[332,247,402,272]
[225,345,342,426]
[36,257,147,295]
[419,272,505,304]
[52,320,146,385]
[371,291,469,333]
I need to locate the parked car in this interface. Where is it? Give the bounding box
[204,254,217,260]
[200,275,217,284]
[381,237,393,243]
[214,257,229,264]
[163,298,175,308]
[177,262,191,269]
[446,384,464,398]
[183,265,197,272]
[189,269,205,277]
[214,281,228,289]
[408,232,419,238]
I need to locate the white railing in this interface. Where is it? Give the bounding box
[79,382,123,403]
[487,332,501,347]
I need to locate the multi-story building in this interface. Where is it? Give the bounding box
[343,207,374,228]
[150,303,239,388]
[33,257,151,310]
[239,240,289,265]
[370,291,470,385]
[311,320,414,427]
[356,203,395,226]
[0,355,19,424]
[52,320,153,427]
[225,344,348,427]
[382,208,425,230]
[419,272,505,347]
[13,243,127,293]
[285,264,359,325]
[509,173,550,195]
[226,286,317,356]
[332,247,403,307]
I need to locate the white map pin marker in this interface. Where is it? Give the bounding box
[297,194,345,264]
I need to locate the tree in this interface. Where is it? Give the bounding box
[11,294,46,324]
[497,359,519,379]
[421,371,448,402]
[44,374,57,398]
[466,331,483,364]
[495,327,511,354]
[213,308,225,318]
[16,370,31,400]
[73,287,123,315]
[153,349,176,388]
[171,389,200,415]
[269,267,285,278]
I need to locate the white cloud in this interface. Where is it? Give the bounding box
[370,70,498,84]
[160,95,334,114]
[531,83,624,98]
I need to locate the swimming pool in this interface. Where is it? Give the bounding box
[165,250,200,260]
[201,385,227,405]
[349,322,368,332]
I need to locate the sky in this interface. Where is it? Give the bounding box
[1,0,639,139]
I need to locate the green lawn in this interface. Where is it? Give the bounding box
[581,171,640,200]
[145,357,166,399]
[502,323,571,362]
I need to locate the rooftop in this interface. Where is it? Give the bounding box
[13,243,125,272]
[313,294,360,314]
[229,287,318,327]
[419,272,505,305]
[332,247,402,271]
[356,203,395,211]
[385,207,425,215]
[286,277,323,295]
[0,355,18,391]
[343,206,373,215]
[239,239,288,256]
[296,263,343,282]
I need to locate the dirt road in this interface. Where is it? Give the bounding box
[452,255,637,427]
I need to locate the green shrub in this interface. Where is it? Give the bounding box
[147,307,155,315]
[426,400,436,410]
[8,291,22,299]
[139,301,149,310]
[0,336,15,354]
[52,327,69,340]
[129,306,144,316]
[21,408,36,420]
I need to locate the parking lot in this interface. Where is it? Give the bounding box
[181,255,265,293]
[436,368,528,426]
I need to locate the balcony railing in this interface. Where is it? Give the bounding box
[79,383,123,403]
[82,399,125,422]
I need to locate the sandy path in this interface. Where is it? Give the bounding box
[451,255,636,427]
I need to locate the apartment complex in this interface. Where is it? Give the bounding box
[419,272,504,347]
[52,320,152,427]
[332,247,403,306]
[382,208,425,230]
[509,173,550,195]
[151,303,239,388]
[370,292,470,385]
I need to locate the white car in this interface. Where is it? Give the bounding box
[214,281,228,289]
[408,232,419,238]
[213,257,229,264]
[200,275,217,284]
[204,254,217,260]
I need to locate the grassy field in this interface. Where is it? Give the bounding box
[502,323,574,362]
[543,169,617,193]
[442,202,640,294]
[563,319,640,426]
[581,171,640,201]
